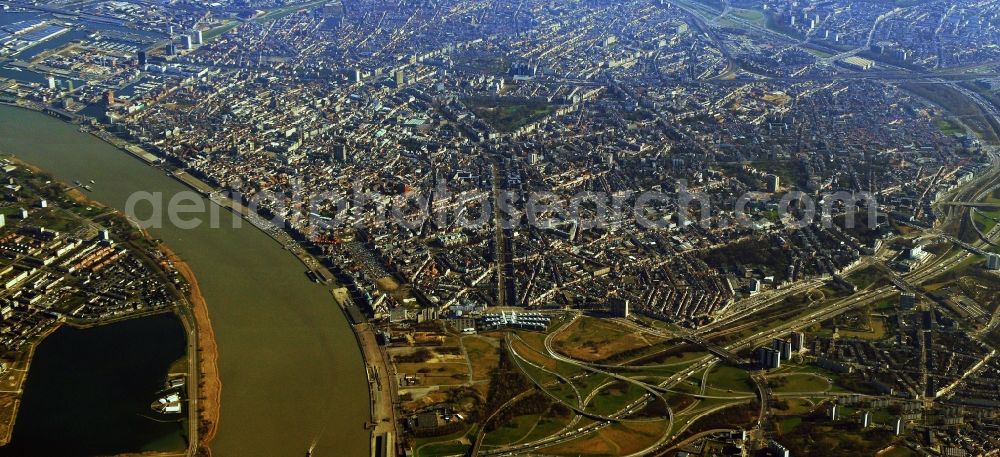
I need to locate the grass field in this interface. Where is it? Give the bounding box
[765,13,805,39]
[769,373,831,393]
[936,118,965,135]
[882,445,916,457]
[774,398,816,416]
[731,8,764,22]
[777,416,803,434]
[974,208,1000,234]
[252,0,327,23]
[705,365,754,392]
[803,46,834,58]
[414,425,475,457]
[664,390,698,412]
[750,159,810,189]
[778,416,897,455]
[200,0,327,43]
[576,373,613,400]
[872,294,900,311]
[552,316,664,362]
[512,330,548,353]
[623,358,703,379]
[463,336,499,382]
[511,337,584,379]
[835,316,888,340]
[628,340,708,366]
[546,379,583,406]
[673,402,757,443]
[417,441,469,457]
[483,414,542,446]
[515,410,574,444]
[845,265,884,290]
[902,82,1000,144]
[396,362,469,386]
[202,21,240,41]
[537,420,669,455]
[587,381,647,416]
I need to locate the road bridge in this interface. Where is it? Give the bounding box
[675,330,745,366]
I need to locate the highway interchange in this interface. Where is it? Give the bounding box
[474,137,1000,456]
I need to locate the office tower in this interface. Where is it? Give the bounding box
[767,174,780,192]
[609,297,630,318]
[768,441,790,457]
[332,143,349,162]
[773,338,792,360]
[758,347,781,369]
[790,331,805,352]
[987,253,1000,271]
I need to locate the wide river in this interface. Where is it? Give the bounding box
[0,105,371,456]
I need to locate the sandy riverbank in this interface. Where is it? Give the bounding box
[160,245,221,456]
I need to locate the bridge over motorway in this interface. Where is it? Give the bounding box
[674,329,746,366]
[611,316,747,366]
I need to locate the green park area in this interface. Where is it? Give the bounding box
[936,118,965,135]
[551,316,666,362]
[587,381,648,416]
[464,97,554,133]
[768,373,832,393]
[203,1,327,42]
[751,159,810,189]
[537,420,670,456]
[803,46,835,58]
[705,364,754,392]
[202,21,240,41]
[253,0,327,23]
[845,266,886,290]
[777,410,900,456]
[902,83,1000,144]
[731,8,764,23]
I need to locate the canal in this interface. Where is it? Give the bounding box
[0,104,371,456]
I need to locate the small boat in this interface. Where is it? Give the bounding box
[83,185,93,192]
[89,179,95,184]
